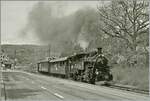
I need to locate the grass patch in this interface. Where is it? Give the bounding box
[111,65,149,90]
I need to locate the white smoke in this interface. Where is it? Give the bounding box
[78,33,89,50]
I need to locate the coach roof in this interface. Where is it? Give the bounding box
[37,58,49,63]
[49,57,68,63]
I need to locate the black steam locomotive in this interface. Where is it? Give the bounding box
[37,48,113,84]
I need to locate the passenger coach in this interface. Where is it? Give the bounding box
[37,57,70,78]
[37,58,49,73]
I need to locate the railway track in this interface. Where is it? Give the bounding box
[104,82,149,95]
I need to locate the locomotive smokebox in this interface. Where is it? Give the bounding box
[97,47,102,54]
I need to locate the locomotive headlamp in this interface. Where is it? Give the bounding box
[96,71,99,75]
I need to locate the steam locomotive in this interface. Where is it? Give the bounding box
[37,48,113,84]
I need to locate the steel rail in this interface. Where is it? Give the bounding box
[104,83,149,95]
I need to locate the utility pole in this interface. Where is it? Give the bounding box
[48,44,51,57]
[14,49,17,69]
[0,30,1,70]
[0,6,2,100]
[0,42,1,70]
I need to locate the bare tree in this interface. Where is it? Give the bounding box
[98,0,149,53]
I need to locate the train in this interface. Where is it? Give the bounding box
[37,48,113,84]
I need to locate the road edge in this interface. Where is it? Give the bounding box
[0,70,5,101]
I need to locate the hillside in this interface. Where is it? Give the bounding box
[1,44,49,65]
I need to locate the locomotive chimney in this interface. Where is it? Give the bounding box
[97,47,102,54]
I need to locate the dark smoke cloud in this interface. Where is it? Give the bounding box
[23,1,99,54]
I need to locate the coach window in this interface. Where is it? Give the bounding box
[59,62,61,66]
[60,62,62,66]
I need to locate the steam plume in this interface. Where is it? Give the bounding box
[22,1,98,54]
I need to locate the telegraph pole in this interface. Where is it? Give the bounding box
[0,38,1,70]
[0,10,1,70]
[0,4,2,99]
[0,28,1,70]
[48,44,51,57]
[14,49,17,69]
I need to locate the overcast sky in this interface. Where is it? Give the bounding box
[1,1,100,45]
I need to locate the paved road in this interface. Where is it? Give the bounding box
[0,70,149,101]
